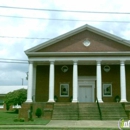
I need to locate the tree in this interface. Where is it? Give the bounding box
[35,108,42,118]
[4,88,27,110]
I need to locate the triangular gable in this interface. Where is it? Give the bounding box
[25,24,130,54]
[37,30,130,52]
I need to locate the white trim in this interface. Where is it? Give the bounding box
[28,56,130,62]
[26,52,130,57]
[103,83,112,97]
[60,83,69,97]
[78,76,96,81]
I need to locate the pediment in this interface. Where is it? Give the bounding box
[37,30,130,52]
[25,24,130,54]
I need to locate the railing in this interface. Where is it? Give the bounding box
[96,98,102,120]
[77,102,79,120]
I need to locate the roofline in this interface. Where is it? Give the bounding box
[26,52,130,57]
[25,24,130,53]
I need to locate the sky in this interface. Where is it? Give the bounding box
[0,0,130,86]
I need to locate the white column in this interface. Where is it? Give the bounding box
[120,61,127,102]
[96,61,103,103]
[72,61,78,102]
[26,62,33,102]
[48,61,55,102]
[32,65,36,102]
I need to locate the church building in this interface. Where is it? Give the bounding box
[25,24,130,103]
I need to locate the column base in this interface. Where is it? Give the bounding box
[48,99,55,102]
[98,99,103,103]
[72,99,78,103]
[120,99,127,102]
[25,99,33,103]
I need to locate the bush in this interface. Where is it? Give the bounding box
[14,118,25,122]
[19,118,25,122]
[14,109,19,114]
[6,103,10,111]
[35,108,42,118]
[14,118,19,122]
[29,118,34,121]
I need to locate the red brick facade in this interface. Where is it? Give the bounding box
[25,24,130,103]
[35,65,130,102]
[37,30,130,52]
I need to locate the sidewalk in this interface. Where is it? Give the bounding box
[45,120,119,128]
[0,120,123,129]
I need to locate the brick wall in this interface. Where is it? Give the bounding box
[35,65,130,102]
[37,30,130,52]
[35,65,49,102]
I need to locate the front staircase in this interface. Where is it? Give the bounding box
[78,103,100,120]
[52,103,78,120]
[51,102,128,120]
[100,103,128,120]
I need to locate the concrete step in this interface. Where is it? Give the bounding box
[52,103,78,120]
[100,103,128,120]
[78,103,100,120]
[51,103,128,120]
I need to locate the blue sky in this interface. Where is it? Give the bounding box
[0,0,130,85]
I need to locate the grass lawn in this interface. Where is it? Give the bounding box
[0,110,50,125]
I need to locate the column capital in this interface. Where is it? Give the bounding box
[49,60,55,64]
[73,60,78,64]
[28,61,33,64]
[120,60,125,65]
[96,60,102,65]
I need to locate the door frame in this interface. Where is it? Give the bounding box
[78,76,96,102]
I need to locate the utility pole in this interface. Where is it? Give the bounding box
[21,78,23,85]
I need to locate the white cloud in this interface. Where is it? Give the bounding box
[0,0,130,85]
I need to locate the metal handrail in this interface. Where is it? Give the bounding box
[77,102,79,120]
[96,98,102,120]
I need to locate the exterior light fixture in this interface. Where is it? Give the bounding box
[61,66,68,73]
[104,65,110,72]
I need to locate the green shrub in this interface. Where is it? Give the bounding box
[6,103,10,111]
[35,108,42,118]
[29,118,34,121]
[19,118,25,122]
[14,118,19,122]
[14,109,19,114]
[14,118,25,122]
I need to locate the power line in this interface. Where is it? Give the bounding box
[0,58,28,61]
[0,35,129,42]
[0,5,130,14]
[0,58,28,64]
[0,15,130,23]
[0,35,50,39]
[0,61,28,64]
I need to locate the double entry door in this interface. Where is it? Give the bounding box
[78,85,93,102]
[78,77,95,102]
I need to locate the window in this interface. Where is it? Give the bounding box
[103,83,112,97]
[60,84,69,97]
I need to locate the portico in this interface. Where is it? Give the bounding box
[25,24,130,104]
[25,56,128,103]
